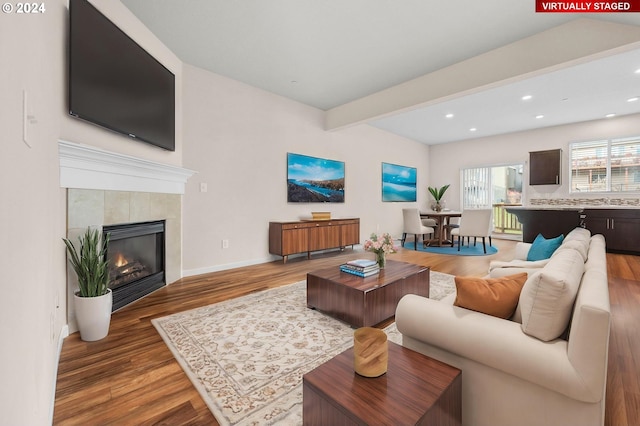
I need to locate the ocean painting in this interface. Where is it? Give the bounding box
[287,153,345,202]
[382,163,417,202]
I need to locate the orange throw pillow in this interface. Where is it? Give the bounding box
[454,273,528,319]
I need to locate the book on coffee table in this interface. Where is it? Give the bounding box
[346,259,377,268]
[340,261,380,277]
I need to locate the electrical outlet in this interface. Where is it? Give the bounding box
[200,182,208,193]
[222,239,229,249]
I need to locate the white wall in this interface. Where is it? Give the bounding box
[0,0,182,423]
[0,2,67,424]
[182,64,431,275]
[429,113,640,210]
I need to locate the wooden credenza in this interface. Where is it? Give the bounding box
[269,218,360,262]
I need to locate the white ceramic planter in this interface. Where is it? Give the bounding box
[74,289,113,341]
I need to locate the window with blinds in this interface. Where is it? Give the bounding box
[570,137,640,193]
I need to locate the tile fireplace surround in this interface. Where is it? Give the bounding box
[60,140,195,333]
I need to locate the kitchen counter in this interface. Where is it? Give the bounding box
[508,206,640,253]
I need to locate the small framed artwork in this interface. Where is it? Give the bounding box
[382,162,417,202]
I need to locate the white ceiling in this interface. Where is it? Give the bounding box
[120,0,640,144]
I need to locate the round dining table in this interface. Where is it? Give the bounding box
[420,210,462,246]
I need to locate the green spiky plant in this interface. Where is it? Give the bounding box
[63,228,111,298]
[428,184,450,203]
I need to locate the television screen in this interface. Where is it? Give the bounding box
[287,153,345,202]
[382,162,417,202]
[69,0,175,151]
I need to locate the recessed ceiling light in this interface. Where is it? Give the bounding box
[469,127,477,132]
[535,115,544,119]
[635,68,640,74]
[445,113,454,119]
[628,97,639,102]
[522,95,533,101]
[605,113,616,118]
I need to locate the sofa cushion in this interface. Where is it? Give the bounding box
[564,226,591,244]
[527,233,564,261]
[454,273,528,319]
[554,239,588,262]
[519,248,585,341]
[556,227,591,261]
[488,259,550,278]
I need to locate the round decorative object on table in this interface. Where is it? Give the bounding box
[353,327,388,377]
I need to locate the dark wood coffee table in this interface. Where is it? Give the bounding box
[306,260,429,328]
[303,341,462,425]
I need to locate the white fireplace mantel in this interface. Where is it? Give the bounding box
[59,140,196,194]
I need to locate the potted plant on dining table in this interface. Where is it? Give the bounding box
[428,184,450,212]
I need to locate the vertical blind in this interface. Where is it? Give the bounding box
[462,167,491,208]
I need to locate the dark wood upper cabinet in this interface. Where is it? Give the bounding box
[529,149,562,185]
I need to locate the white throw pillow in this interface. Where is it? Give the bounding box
[519,248,585,341]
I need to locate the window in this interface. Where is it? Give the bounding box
[570,136,640,193]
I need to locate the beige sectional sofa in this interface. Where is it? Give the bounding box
[395,228,610,426]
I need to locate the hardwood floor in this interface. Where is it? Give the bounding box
[53,239,639,425]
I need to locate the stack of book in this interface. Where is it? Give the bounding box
[340,259,380,277]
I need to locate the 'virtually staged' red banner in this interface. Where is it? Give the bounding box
[536,0,640,12]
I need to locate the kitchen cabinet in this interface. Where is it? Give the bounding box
[529,149,561,185]
[505,207,581,243]
[584,209,640,254]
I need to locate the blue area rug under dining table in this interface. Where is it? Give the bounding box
[413,240,498,256]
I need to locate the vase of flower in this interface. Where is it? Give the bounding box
[364,232,397,269]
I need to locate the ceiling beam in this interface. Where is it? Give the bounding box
[325,18,640,131]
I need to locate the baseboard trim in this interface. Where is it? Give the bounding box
[182,256,277,278]
[181,246,364,279]
[50,324,69,424]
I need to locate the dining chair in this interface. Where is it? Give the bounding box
[450,209,493,253]
[443,216,460,244]
[401,208,435,250]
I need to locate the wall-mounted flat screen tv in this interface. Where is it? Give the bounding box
[287,153,345,202]
[69,0,176,151]
[382,162,417,202]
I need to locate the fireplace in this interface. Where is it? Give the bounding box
[103,220,166,311]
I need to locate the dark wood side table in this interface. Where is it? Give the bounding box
[307,260,430,328]
[303,341,462,425]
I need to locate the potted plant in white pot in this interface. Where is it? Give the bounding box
[63,227,112,341]
[428,184,450,212]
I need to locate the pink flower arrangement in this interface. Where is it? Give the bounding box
[363,232,398,255]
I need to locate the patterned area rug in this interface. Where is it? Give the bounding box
[152,270,455,425]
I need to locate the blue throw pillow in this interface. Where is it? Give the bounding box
[527,233,564,261]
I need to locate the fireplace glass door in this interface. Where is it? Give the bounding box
[103,220,165,311]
